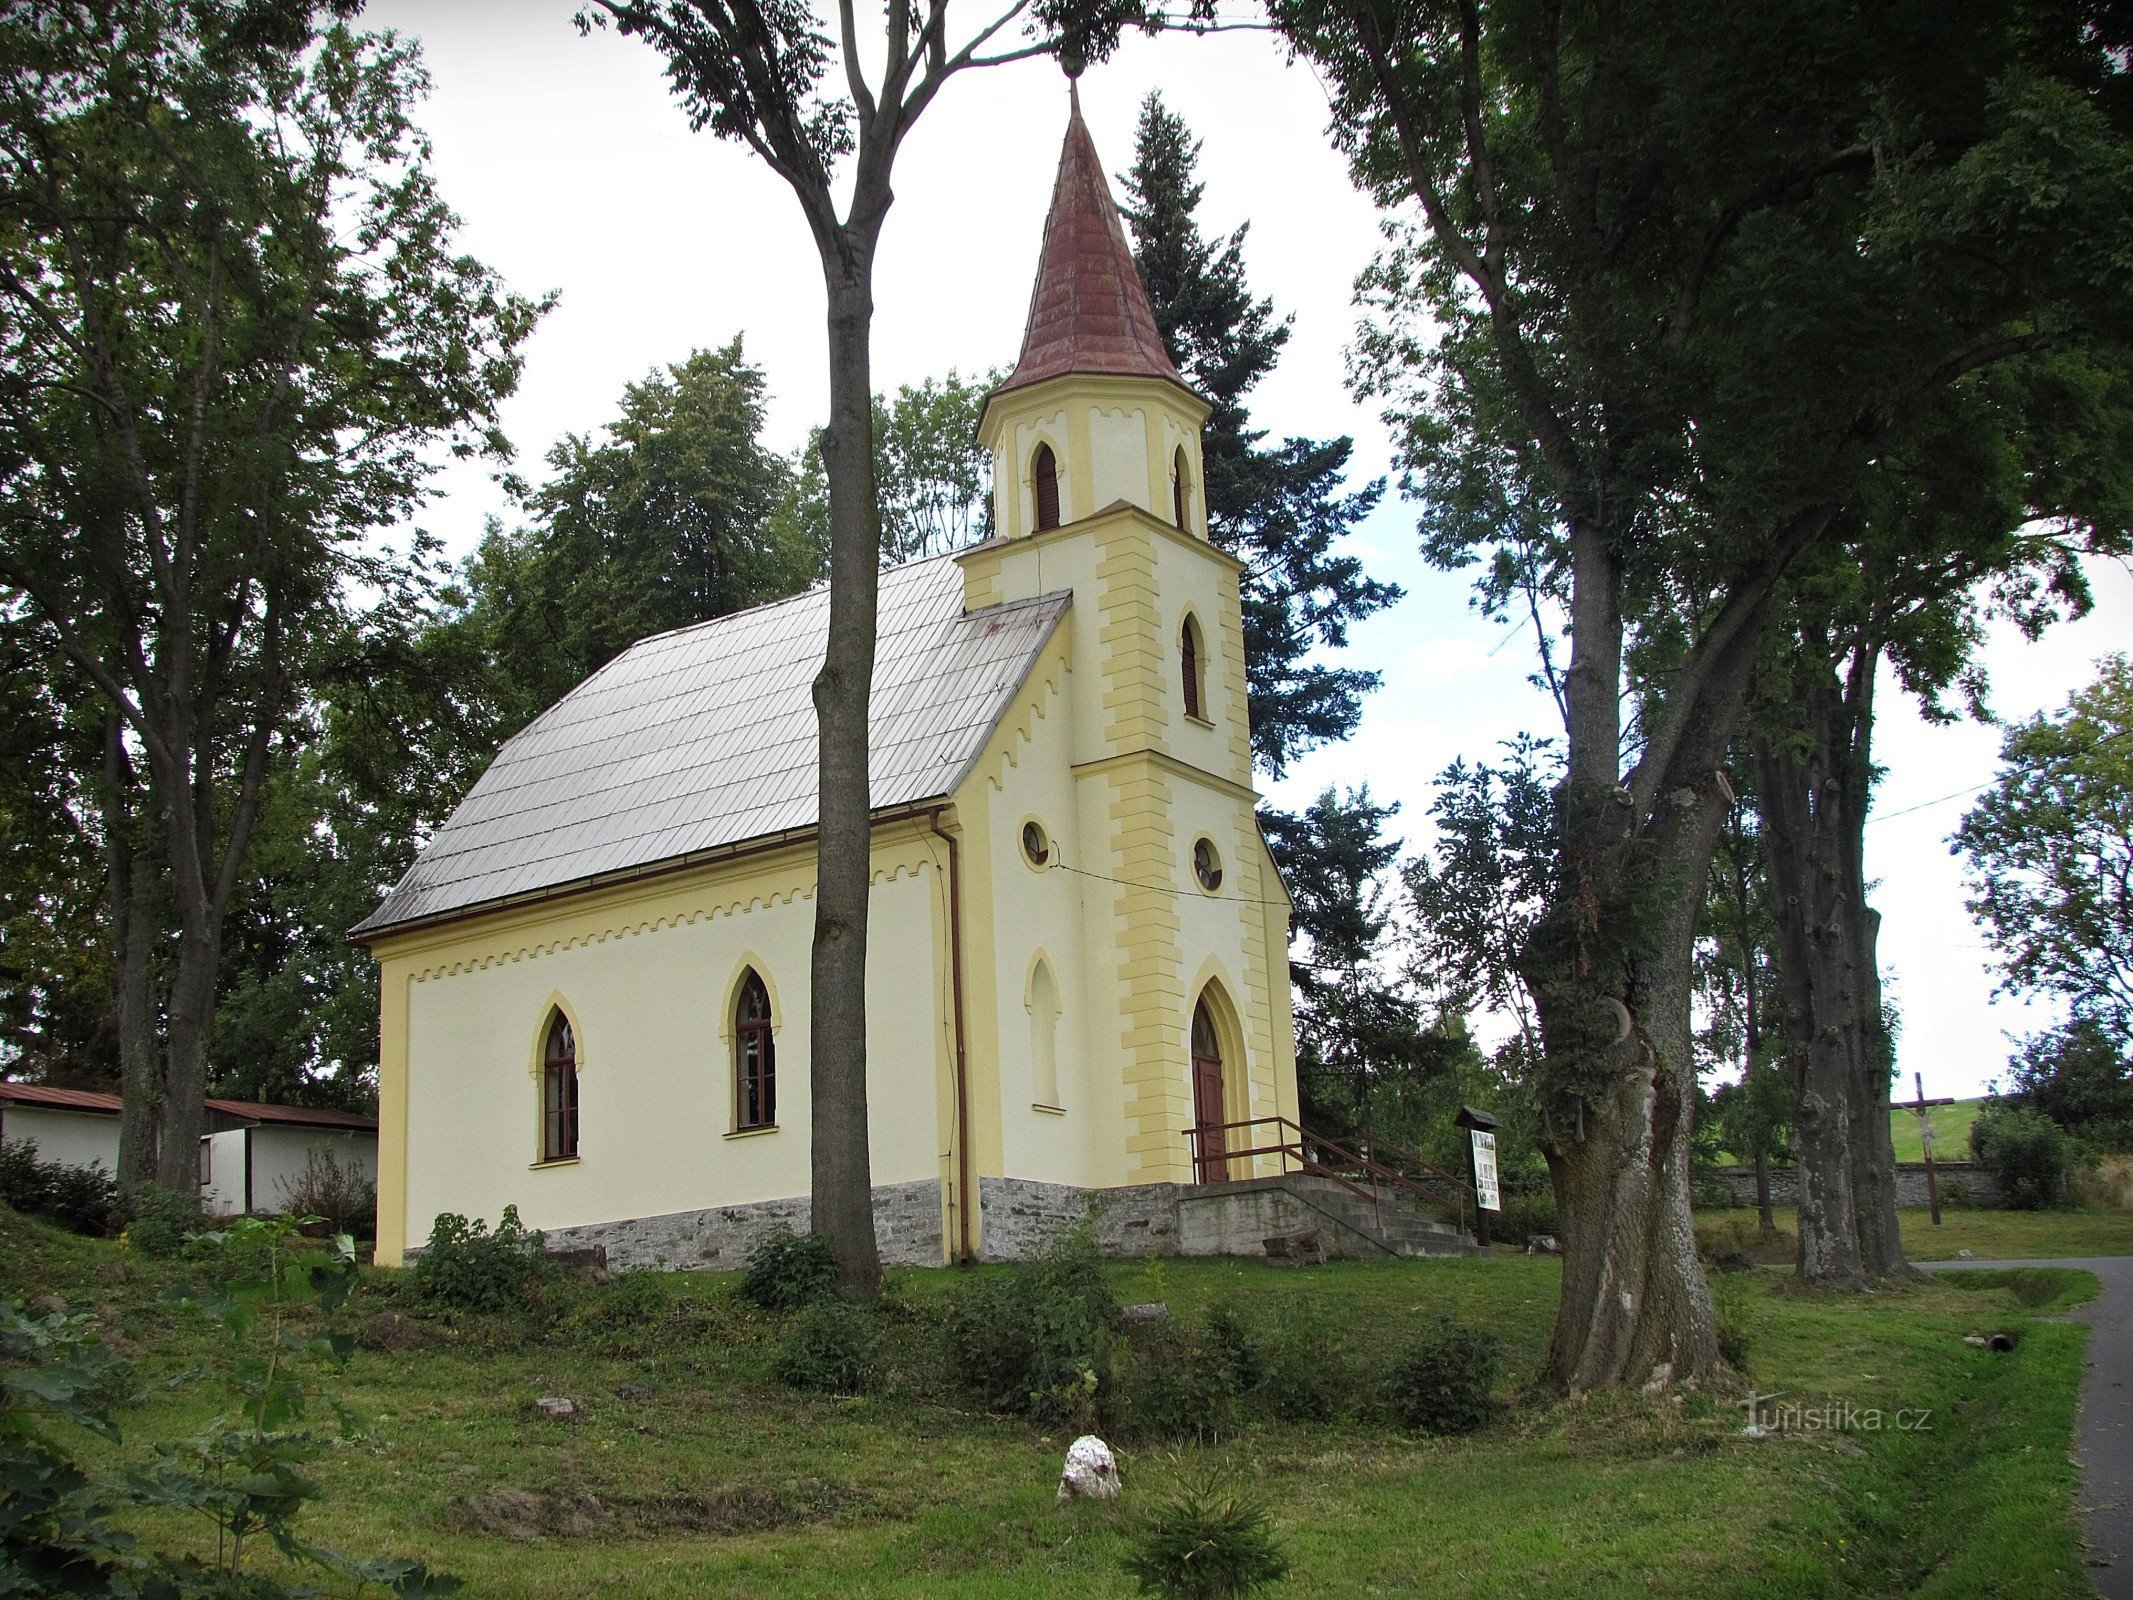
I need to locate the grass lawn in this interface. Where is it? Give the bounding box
[1889,1098,1985,1163]
[1694,1202,2133,1261]
[1,1207,2107,1599]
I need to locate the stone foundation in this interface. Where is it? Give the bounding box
[537,1178,945,1270]
[1704,1161,2001,1211]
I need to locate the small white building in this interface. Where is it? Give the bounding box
[0,1082,377,1217]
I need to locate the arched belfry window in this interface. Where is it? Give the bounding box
[735,970,776,1130]
[541,1010,578,1162]
[1181,614,1205,721]
[1033,443,1061,532]
[1171,446,1190,530]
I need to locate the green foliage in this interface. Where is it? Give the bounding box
[1253,1307,1362,1424]
[1971,1103,2075,1210]
[275,1146,379,1237]
[772,1301,880,1394]
[943,1231,1118,1424]
[1380,1319,1497,1436]
[0,1142,117,1237]
[1262,788,1436,1134]
[1,1217,458,1597]
[120,1183,206,1260]
[1121,93,1396,777]
[1109,1308,1259,1444]
[1710,1272,1757,1369]
[741,1227,842,1312]
[1961,662,2133,1049]
[2006,1020,2133,1149]
[1121,1475,1290,1600]
[1489,1187,1559,1249]
[412,1207,555,1314]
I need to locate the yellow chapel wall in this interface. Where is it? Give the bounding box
[368,829,952,1268]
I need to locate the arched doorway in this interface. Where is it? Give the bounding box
[1190,998,1228,1183]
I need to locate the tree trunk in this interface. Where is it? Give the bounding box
[1530,520,1724,1390]
[1753,1145,1774,1231]
[103,716,160,1194]
[809,261,884,1298]
[1753,648,1911,1283]
[155,926,217,1195]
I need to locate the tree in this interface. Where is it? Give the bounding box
[1695,789,1787,1231]
[1120,94,1398,777]
[1959,655,2133,1049]
[1276,0,2133,1387]
[2005,1019,2133,1151]
[1262,789,1429,1136]
[584,0,1154,1295]
[0,1,542,1190]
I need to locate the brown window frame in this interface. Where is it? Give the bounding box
[1171,446,1189,530]
[1181,615,1204,720]
[542,1011,579,1162]
[735,971,776,1130]
[1033,443,1061,532]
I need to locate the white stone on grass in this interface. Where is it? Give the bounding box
[1057,1435,1120,1502]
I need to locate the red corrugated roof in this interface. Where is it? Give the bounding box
[0,1082,374,1132]
[0,1083,120,1113]
[204,1098,376,1131]
[996,89,1185,398]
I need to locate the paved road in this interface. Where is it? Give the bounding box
[1926,1256,2133,1598]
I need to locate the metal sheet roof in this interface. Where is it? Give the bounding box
[355,553,1070,938]
[0,1083,377,1131]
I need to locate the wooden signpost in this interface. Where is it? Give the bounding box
[1899,1071,1957,1226]
[1455,1105,1501,1248]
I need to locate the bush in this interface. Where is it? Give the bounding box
[276,1146,378,1236]
[1710,1271,1755,1368]
[772,1300,880,1393]
[741,1226,840,1311]
[1121,1476,1290,1600]
[1109,1308,1259,1444]
[1971,1102,2073,1209]
[1381,1318,1497,1435]
[943,1229,1118,1424]
[119,1182,206,1259]
[1255,1308,1361,1424]
[412,1205,555,1313]
[1490,1186,1558,1246]
[0,1140,119,1236]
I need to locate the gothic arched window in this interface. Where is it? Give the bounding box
[1181,614,1205,721]
[1171,446,1190,529]
[1033,443,1061,532]
[541,1010,578,1162]
[735,970,776,1130]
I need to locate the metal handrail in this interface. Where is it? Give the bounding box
[1181,1114,1475,1238]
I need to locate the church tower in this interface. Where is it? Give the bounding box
[958,89,1297,1194]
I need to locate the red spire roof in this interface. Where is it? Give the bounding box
[998,89,1186,396]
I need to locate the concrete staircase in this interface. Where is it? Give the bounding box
[1170,1172,1478,1260]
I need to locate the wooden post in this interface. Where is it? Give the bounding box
[1899,1071,1957,1227]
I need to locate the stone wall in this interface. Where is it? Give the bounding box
[1703,1161,2001,1211]
[536,1178,944,1271]
[975,1174,1423,1261]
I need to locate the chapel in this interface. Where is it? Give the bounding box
[354,92,1305,1269]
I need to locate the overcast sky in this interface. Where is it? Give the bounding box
[366,0,2129,1102]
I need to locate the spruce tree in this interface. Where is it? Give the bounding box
[1120,94,1399,778]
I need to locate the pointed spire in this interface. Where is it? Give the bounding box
[997,91,1185,397]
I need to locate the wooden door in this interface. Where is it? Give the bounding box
[1190,1001,1227,1183]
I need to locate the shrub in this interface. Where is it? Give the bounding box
[1490,1186,1558,1246]
[0,1140,119,1236]
[1381,1318,1497,1435]
[559,1268,672,1347]
[276,1146,378,1236]
[119,1182,205,1259]
[741,1226,840,1311]
[1710,1271,1755,1368]
[1971,1102,2073,1209]
[943,1229,1118,1424]
[412,1205,555,1313]
[1255,1308,1361,1424]
[1121,1476,1290,1600]
[772,1300,880,1393]
[1110,1309,1256,1443]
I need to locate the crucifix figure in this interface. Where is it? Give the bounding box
[1899,1071,1958,1226]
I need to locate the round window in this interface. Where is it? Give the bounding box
[1193,838,1223,893]
[1022,820,1050,867]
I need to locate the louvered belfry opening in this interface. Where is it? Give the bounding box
[1033,443,1061,531]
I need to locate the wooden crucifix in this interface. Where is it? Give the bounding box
[1899,1071,1957,1226]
